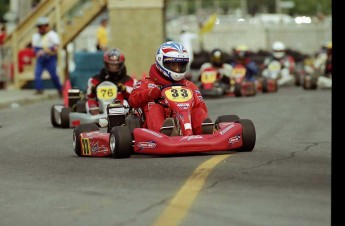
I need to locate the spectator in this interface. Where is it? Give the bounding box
[96,18,109,51]
[86,48,137,115]
[128,41,213,135]
[18,43,36,73]
[179,26,198,74]
[32,16,63,96]
[0,23,6,46]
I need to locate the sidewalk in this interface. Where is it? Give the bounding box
[0,88,61,110]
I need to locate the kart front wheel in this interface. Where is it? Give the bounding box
[61,107,72,128]
[238,119,256,152]
[73,123,99,157]
[50,104,64,127]
[215,115,240,130]
[109,126,133,158]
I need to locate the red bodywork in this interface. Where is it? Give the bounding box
[77,85,247,157]
[78,121,243,157]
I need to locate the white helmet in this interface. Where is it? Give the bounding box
[36,16,49,26]
[272,41,286,59]
[155,41,189,82]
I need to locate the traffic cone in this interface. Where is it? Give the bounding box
[63,79,71,106]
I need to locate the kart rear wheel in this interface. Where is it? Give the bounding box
[303,76,318,90]
[234,83,242,97]
[50,104,64,127]
[61,107,72,128]
[245,82,257,96]
[238,119,256,152]
[262,79,268,93]
[110,126,133,158]
[73,123,99,157]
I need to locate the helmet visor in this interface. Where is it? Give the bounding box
[162,56,188,73]
[105,62,123,73]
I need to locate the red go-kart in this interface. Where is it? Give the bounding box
[73,84,256,158]
[229,64,257,97]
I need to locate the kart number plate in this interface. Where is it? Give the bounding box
[268,61,281,71]
[232,68,246,78]
[201,71,217,83]
[164,86,193,102]
[96,86,118,101]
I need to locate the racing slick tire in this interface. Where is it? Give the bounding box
[60,107,72,128]
[237,119,256,152]
[234,83,243,97]
[262,79,279,93]
[73,123,99,157]
[50,104,64,127]
[244,82,257,97]
[109,126,133,158]
[303,76,318,90]
[215,115,240,130]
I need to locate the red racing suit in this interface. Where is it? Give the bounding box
[86,67,137,112]
[129,64,209,134]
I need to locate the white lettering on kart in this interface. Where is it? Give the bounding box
[142,129,163,138]
[228,135,241,145]
[91,141,108,154]
[219,123,235,135]
[137,141,157,150]
[180,135,203,141]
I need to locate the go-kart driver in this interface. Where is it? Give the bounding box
[262,41,296,76]
[128,41,212,135]
[199,48,233,89]
[230,44,258,82]
[86,48,137,115]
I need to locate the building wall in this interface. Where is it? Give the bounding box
[107,0,165,79]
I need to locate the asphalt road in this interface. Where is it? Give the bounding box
[0,86,332,226]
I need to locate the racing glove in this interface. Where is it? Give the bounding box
[147,87,161,100]
[117,83,126,92]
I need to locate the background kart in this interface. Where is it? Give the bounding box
[229,64,257,97]
[261,60,297,87]
[196,67,229,97]
[73,84,256,158]
[50,81,120,128]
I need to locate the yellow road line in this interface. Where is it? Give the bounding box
[152,154,231,226]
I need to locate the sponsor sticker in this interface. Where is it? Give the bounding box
[137,141,157,149]
[228,135,241,144]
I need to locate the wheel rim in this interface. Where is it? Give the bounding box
[110,134,116,153]
[72,133,76,149]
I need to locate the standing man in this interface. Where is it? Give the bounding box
[96,18,109,51]
[32,16,62,96]
[179,26,197,75]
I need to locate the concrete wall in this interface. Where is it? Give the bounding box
[108,0,165,79]
[167,18,332,55]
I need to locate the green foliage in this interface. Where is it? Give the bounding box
[0,0,10,21]
[166,0,331,16]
